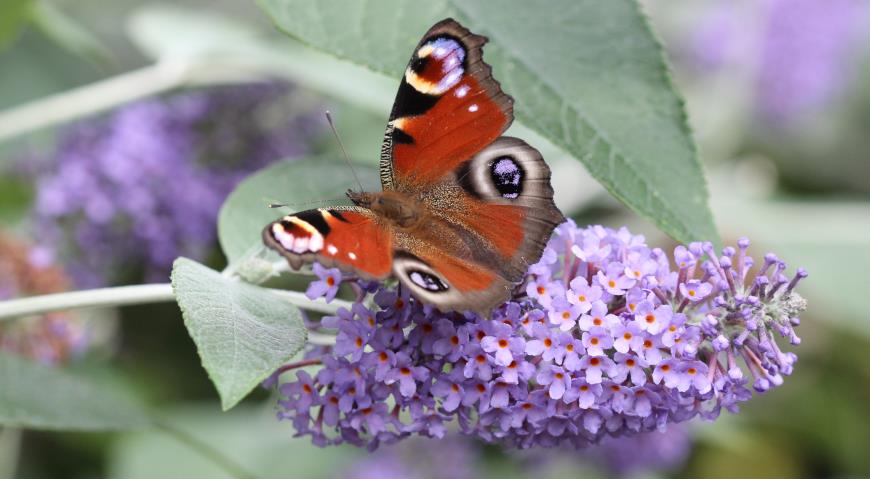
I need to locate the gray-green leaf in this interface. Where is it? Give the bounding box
[0,352,151,430]
[170,257,307,410]
[256,0,717,244]
[217,157,378,264]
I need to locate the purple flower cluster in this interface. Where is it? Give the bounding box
[686,0,867,125]
[23,82,318,286]
[278,222,807,449]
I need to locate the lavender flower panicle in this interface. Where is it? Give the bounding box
[23,82,318,287]
[277,222,807,449]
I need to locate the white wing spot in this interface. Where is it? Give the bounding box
[327,245,338,255]
[468,104,479,112]
[455,85,470,98]
[348,252,357,260]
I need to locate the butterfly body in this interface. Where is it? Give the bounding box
[264,19,564,316]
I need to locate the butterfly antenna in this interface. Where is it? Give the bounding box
[325,111,365,193]
[267,197,348,209]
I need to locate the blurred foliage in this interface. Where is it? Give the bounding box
[1,0,869,478]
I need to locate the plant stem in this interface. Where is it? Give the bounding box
[307,331,338,346]
[265,289,352,314]
[0,284,175,321]
[0,62,187,143]
[274,358,322,376]
[156,420,257,479]
[0,284,352,321]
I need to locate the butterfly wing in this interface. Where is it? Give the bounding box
[373,19,563,315]
[263,207,393,280]
[380,18,513,190]
[391,137,564,315]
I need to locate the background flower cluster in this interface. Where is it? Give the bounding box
[279,222,807,449]
[19,82,318,287]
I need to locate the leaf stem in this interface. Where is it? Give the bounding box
[0,284,175,321]
[155,420,257,479]
[0,284,353,321]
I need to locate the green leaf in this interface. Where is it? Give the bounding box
[0,0,31,50]
[256,0,717,244]
[0,351,150,430]
[31,1,112,64]
[217,157,378,264]
[170,257,307,410]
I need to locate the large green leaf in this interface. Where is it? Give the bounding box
[217,157,378,264]
[256,0,717,244]
[0,352,150,430]
[170,258,307,410]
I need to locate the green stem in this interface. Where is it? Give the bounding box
[0,284,175,321]
[0,284,352,321]
[155,420,257,479]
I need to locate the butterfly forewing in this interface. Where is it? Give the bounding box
[380,19,514,190]
[263,207,393,280]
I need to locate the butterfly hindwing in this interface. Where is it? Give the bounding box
[263,207,393,280]
[380,19,514,190]
[390,137,564,315]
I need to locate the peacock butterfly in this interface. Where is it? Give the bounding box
[263,18,564,316]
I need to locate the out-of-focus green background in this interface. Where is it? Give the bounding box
[1,0,868,478]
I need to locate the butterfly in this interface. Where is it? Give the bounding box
[263,18,564,316]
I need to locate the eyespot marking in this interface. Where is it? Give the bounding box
[490,156,523,199]
[408,270,449,292]
[272,219,325,253]
[404,37,466,95]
